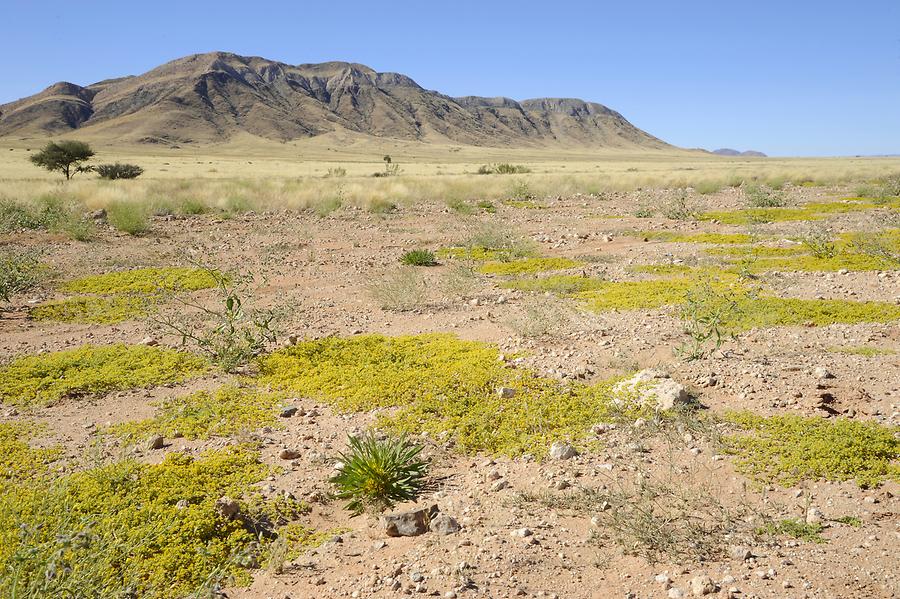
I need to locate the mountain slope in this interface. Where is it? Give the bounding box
[0,52,670,149]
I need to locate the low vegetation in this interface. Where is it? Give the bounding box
[0,344,207,407]
[757,518,825,543]
[400,249,437,266]
[106,385,286,443]
[0,248,44,303]
[30,294,151,324]
[94,163,144,180]
[0,444,323,599]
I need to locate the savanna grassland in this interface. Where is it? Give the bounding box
[1,141,899,599]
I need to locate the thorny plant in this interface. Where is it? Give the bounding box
[150,264,281,372]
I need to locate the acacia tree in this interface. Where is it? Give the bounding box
[29,141,95,180]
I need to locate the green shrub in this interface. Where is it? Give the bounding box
[30,295,151,324]
[62,267,219,294]
[94,163,144,180]
[745,184,786,208]
[0,344,207,407]
[400,249,437,266]
[330,434,428,515]
[107,201,150,235]
[151,268,280,373]
[724,412,899,488]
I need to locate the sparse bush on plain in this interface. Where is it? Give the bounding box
[330,434,428,515]
[150,266,281,373]
[800,227,837,259]
[325,167,347,178]
[478,163,531,175]
[661,190,697,220]
[745,184,786,208]
[94,163,144,180]
[28,140,94,180]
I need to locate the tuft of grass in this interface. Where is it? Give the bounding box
[0,248,44,303]
[833,515,862,527]
[757,519,825,543]
[0,344,207,407]
[0,445,320,599]
[330,434,428,515]
[400,249,437,266]
[106,385,285,443]
[29,295,152,324]
[62,267,219,295]
[369,267,427,311]
[479,257,582,275]
[106,201,151,235]
[723,412,899,488]
[257,334,641,457]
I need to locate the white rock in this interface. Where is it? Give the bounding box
[549,441,578,460]
[613,369,690,411]
[689,575,717,596]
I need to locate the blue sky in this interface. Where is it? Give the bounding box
[3,0,898,156]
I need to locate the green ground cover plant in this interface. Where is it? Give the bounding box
[0,344,207,407]
[29,295,152,324]
[257,333,642,457]
[0,445,326,599]
[723,412,899,488]
[106,385,286,442]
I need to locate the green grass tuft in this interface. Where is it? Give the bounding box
[400,249,437,266]
[724,412,899,488]
[0,344,207,407]
[330,434,428,515]
[757,519,826,543]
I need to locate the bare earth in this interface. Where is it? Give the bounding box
[1,183,898,599]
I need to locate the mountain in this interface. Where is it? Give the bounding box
[711,148,767,157]
[0,52,670,149]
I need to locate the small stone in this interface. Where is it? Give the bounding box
[381,505,439,537]
[429,514,461,535]
[655,574,671,585]
[138,336,158,346]
[491,479,509,492]
[215,496,240,519]
[410,572,424,583]
[667,588,684,599]
[813,367,834,380]
[689,575,717,596]
[497,387,517,399]
[806,507,824,525]
[278,448,302,460]
[549,441,578,460]
[512,527,533,537]
[729,546,752,561]
[280,406,299,418]
[147,435,164,450]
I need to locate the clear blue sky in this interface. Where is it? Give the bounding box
[3,0,899,156]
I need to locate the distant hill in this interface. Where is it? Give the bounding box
[0,52,672,150]
[711,148,767,157]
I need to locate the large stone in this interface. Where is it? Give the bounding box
[381,505,439,537]
[613,369,690,411]
[689,575,717,596]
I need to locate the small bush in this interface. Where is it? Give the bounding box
[0,249,43,303]
[151,267,280,373]
[94,163,144,180]
[325,167,347,178]
[107,201,150,235]
[330,434,428,515]
[800,227,836,259]
[745,184,786,208]
[401,249,437,266]
[477,163,531,175]
[661,190,697,220]
[675,286,739,361]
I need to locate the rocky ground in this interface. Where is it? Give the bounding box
[1,183,898,598]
